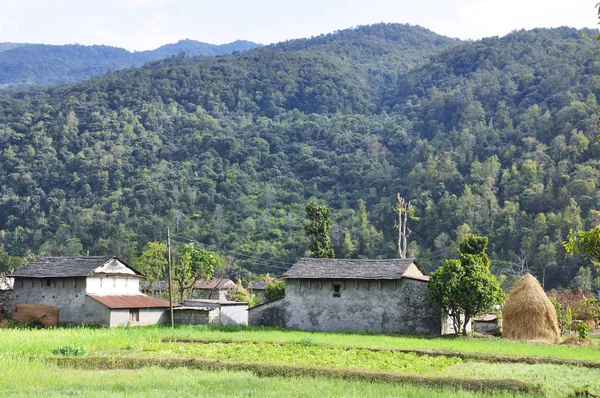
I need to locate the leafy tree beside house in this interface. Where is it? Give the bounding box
[304,201,335,258]
[173,243,222,301]
[265,279,285,302]
[428,234,504,335]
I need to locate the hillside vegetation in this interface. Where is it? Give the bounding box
[0,39,260,86]
[0,24,598,288]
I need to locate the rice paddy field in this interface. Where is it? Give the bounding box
[2,325,600,397]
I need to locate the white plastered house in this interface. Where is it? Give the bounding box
[10,256,170,327]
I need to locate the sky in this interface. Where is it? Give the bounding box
[0,0,598,51]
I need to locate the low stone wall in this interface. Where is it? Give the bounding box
[173,308,211,325]
[0,290,13,317]
[248,299,286,327]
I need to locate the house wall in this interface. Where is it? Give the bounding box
[248,299,286,327]
[219,305,248,325]
[474,320,497,335]
[284,278,442,335]
[86,276,140,295]
[12,277,89,324]
[109,308,168,327]
[82,295,112,326]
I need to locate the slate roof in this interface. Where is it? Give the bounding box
[249,281,266,290]
[9,256,140,278]
[196,278,236,290]
[87,294,172,309]
[283,258,419,280]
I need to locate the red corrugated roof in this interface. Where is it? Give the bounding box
[402,274,430,282]
[87,294,172,309]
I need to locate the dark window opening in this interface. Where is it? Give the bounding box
[46,280,51,287]
[129,309,140,322]
[332,284,341,297]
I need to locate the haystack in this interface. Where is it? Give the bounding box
[503,274,561,344]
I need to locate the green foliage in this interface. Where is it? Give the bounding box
[51,346,86,356]
[234,291,261,307]
[577,322,590,340]
[140,341,461,374]
[265,280,285,302]
[569,267,595,291]
[429,234,504,335]
[0,25,599,290]
[565,228,600,269]
[173,244,222,301]
[0,249,25,273]
[132,241,167,294]
[304,201,335,258]
[0,40,260,86]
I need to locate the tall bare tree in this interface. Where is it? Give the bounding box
[395,194,417,259]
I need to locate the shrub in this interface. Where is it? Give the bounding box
[52,346,87,356]
[265,280,285,302]
[577,322,589,340]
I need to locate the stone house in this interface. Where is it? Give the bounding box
[250,257,450,335]
[193,278,236,300]
[248,281,267,303]
[10,256,171,327]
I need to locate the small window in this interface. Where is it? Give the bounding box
[129,309,140,322]
[332,284,341,297]
[46,280,51,287]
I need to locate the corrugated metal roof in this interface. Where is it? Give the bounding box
[283,258,418,280]
[87,294,172,309]
[10,256,141,278]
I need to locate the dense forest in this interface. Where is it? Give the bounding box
[0,23,599,289]
[0,39,260,86]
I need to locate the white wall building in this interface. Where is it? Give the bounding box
[10,256,171,327]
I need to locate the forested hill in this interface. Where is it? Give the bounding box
[0,39,261,86]
[0,24,598,289]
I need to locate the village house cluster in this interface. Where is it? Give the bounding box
[2,255,464,334]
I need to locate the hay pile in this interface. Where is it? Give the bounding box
[503,274,561,344]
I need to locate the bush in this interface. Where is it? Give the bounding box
[265,280,285,302]
[52,346,87,356]
[548,289,599,324]
[577,322,589,340]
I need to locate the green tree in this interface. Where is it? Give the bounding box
[564,227,600,269]
[173,243,222,301]
[428,234,504,335]
[0,249,25,273]
[132,242,167,296]
[265,279,285,302]
[304,201,335,258]
[569,266,594,291]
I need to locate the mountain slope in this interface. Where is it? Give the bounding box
[0,25,597,289]
[0,40,262,86]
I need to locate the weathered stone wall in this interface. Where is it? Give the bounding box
[284,278,442,335]
[0,290,13,317]
[248,299,286,327]
[12,277,93,325]
[173,309,210,325]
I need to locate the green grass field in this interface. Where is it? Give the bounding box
[2,325,600,397]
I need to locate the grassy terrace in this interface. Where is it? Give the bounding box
[2,325,600,397]
[3,325,599,361]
